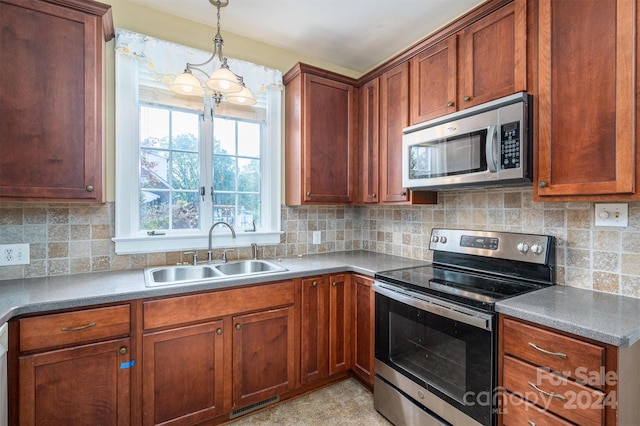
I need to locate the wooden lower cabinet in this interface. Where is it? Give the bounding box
[19,337,132,425]
[140,280,297,424]
[351,274,375,385]
[13,274,376,424]
[499,315,640,425]
[300,274,351,385]
[232,307,296,408]
[142,321,225,425]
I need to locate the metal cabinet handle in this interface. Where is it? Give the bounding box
[235,324,242,330]
[312,281,317,287]
[86,185,95,192]
[119,347,127,355]
[527,421,536,426]
[464,96,471,101]
[528,342,567,359]
[447,101,454,107]
[61,322,96,332]
[400,191,407,196]
[538,181,548,188]
[306,191,312,196]
[370,193,376,198]
[332,281,337,287]
[216,328,223,335]
[527,382,567,402]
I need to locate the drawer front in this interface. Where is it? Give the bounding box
[20,305,131,352]
[502,317,605,388]
[502,392,575,425]
[143,280,295,330]
[502,356,604,426]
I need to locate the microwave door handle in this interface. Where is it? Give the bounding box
[486,125,499,172]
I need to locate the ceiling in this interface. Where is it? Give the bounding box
[129,0,485,74]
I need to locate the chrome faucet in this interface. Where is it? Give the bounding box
[250,243,259,260]
[207,221,237,261]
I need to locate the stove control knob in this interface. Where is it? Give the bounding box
[517,242,530,254]
[531,243,544,255]
[440,236,447,244]
[431,236,440,243]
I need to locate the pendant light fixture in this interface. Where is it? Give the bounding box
[169,0,256,106]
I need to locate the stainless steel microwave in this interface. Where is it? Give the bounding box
[402,92,531,190]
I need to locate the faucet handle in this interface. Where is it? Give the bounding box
[183,251,198,265]
[222,249,235,262]
[250,243,259,260]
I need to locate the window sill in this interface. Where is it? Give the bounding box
[113,231,283,255]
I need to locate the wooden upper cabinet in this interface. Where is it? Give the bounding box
[0,0,114,202]
[409,0,526,125]
[410,36,457,124]
[284,63,358,205]
[459,0,527,108]
[359,65,437,205]
[359,78,380,204]
[535,0,637,200]
[380,63,412,203]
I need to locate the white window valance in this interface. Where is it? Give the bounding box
[114,28,283,113]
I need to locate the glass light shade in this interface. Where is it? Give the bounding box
[206,67,243,93]
[225,85,257,106]
[170,72,205,96]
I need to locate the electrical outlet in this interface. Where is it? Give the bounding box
[0,243,30,266]
[312,231,321,245]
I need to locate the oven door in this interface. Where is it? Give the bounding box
[374,282,496,426]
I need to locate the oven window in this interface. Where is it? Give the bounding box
[408,130,487,179]
[376,292,495,425]
[389,312,467,401]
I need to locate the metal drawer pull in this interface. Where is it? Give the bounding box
[527,382,567,402]
[528,342,567,359]
[61,322,96,332]
[527,421,536,426]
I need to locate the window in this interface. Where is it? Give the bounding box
[113,29,283,254]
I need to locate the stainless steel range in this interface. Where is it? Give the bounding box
[373,228,556,426]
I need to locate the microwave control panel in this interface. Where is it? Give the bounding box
[500,121,521,169]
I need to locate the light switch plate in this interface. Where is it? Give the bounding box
[595,203,628,227]
[312,231,321,245]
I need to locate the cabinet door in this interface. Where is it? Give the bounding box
[19,338,131,425]
[380,62,411,203]
[459,0,527,108]
[329,274,351,375]
[300,276,329,384]
[410,36,457,124]
[142,321,225,426]
[359,78,380,204]
[232,306,296,408]
[303,74,357,204]
[536,0,636,198]
[0,0,109,201]
[351,275,375,385]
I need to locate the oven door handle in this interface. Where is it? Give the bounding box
[373,282,493,331]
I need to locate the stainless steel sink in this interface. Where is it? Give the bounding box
[144,260,287,287]
[145,265,224,287]
[214,259,287,276]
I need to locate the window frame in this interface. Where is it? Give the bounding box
[113,42,282,255]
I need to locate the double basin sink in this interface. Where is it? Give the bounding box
[144,259,288,287]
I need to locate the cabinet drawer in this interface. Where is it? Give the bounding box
[502,392,575,425]
[19,305,130,352]
[143,280,295,330]
[502,356,604,426]
[503,318,605,387]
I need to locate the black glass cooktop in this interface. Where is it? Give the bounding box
[375,264,548,312]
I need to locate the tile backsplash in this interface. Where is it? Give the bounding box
[2,187,640,299]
